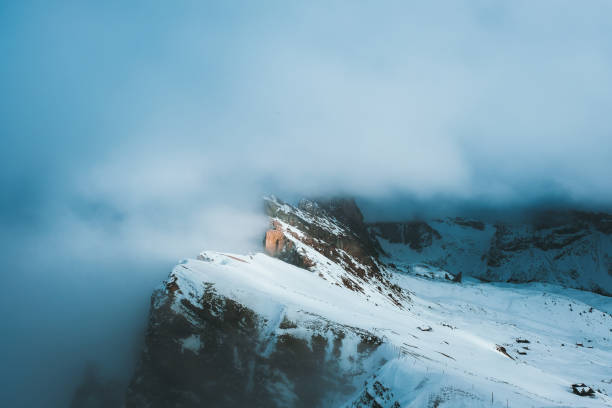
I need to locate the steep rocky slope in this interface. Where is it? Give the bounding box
[370,211,612,295]
[263,197,404,306]
[127,198,612,407]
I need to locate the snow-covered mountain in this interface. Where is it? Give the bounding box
[370,211,612,296]
[126,197,612,407]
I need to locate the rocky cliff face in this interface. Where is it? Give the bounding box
[126,264,386,408]
[369,221,442,252]
[370,210,612,295]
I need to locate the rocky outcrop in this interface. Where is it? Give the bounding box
[264,197,382,268]
[348,380,401,408]
[481,212,612,292]
[264,196,406,306]
[311,197,382,256]
[263,221,313,268]
[127,280,263,408]
[264,227,286,256]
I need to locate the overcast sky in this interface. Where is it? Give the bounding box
[2,1,612,406]
[3,1,612,252]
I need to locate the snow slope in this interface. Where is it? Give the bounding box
[159,251,612,407]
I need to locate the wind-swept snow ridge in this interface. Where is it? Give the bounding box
[127,198,612,408]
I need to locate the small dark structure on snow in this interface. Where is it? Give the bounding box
[571,383,595,397]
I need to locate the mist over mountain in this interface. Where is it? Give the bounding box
[2,1,612,407]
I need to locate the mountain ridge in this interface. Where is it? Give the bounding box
[367,208,612,295]
[125,196,612,407]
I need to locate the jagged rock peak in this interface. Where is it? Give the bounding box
[266,195,366,231]
[308,197,365,229]
[296,198,322,214]
[262,195,407,307]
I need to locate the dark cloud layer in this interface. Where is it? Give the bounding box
[2,1,612,406]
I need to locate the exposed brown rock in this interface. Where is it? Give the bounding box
[264,228,288,257]
[263,220,314,269]
[495,344,514,360]
[263,196,408,307]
